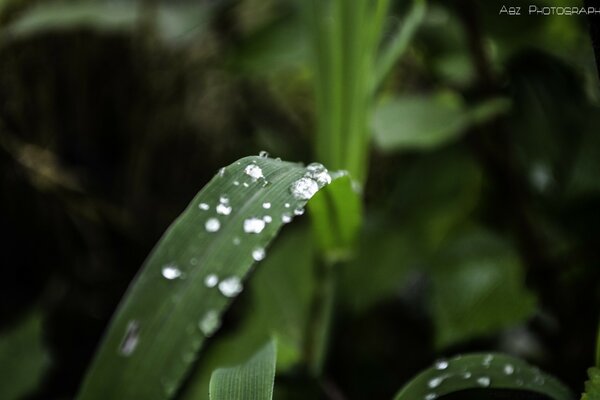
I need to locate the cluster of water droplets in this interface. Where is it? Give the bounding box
[290,162,331,200]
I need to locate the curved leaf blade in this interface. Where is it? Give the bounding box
[77,156,334,400]
[394,353,572,400]
[209,340,277,400]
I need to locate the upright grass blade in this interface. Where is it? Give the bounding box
[77,156,337,400]
[393,353,572,400]
[209,339,277,400]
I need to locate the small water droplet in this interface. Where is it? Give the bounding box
[218,167,226,177]
[427,376,444,389]
[282,213,292,224]
[434,360,449,370]
[477,377,491,387]
[218,276,243,297]
[119,320,140,356]
[204,274,219,288]
[263,215,272,223]
[244,164,264,180]
[161,264,182,280]
[198,203,209,210]
[219,195,229,204]
[483,354,494,367]
[258,150,269,158]
[462,372,472,379]
[216,203,232,215]
[284,203,290,208]
[425,394,437,400]
[199,310,221,336]
[534,375,545,385]
[205,218,220,232]
[290,177,319,200]
[305,162,332,187]
[233,181,240,186]
[243,217,266,234]
[294,207,305,216]
[252,247,266,261]
[262,202,271,209]
[503,364,514,375]
[233,237,241,245]
[243,182,250,187]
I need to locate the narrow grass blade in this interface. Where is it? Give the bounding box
[209,340,277,400]
[77,156,336,400]
[394,353,572,400]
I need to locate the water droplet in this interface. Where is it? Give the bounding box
[462,372,472,379]
[290,177,319,200]
[305,162,332,187]
[252,247,266,261]
[534,375,545,385]
[199,310,221,336]
[219,195,229,204]
[428,376,444,389]
[503,364,514,375]
[233,181,240,186]
[425,394,437,400]
[258,150,269,158]
[198,203,209,210]
[243,217,266,234]
[284,203,290,208]
[282,213,292,223]
[161,264,182,280]
[204,274,218,288]
[263,215,272,223]
[434,360,449,370]
[262,202,271,209]
[218,167,226,177]
[233,237,241,245]
[243,182,250,187]
[477,377,491,387]
[244,164,264,180]
[294,207,305,216]
[218,276,243,297]
[216,203,232,215]
[483,354,494,367]
[119,320,140,356]
[205,218,220,232]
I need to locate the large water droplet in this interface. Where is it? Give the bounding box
[305,162,332,187]
[262,202,271,209]
[218,276,243,297]
[199,310,221,336]
[290,177,319,200]
[258,150,269,158]
[252,247,266,261]
[243,217,266,234]
[427,376,444,389]
[434,359,449,370]
[503,364,514,375]
[477,377,491,387]
[204,274,219,288]
[198,203,209,211]
[205,218,220,232]
[161,264,182,280]
[216,203,232,216]
[244,164,264,180]
[119,320,140,356]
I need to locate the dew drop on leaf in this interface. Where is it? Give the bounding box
[424,394,437,400]
[427,376,444,389]
[263,215,272,223]
[205,218,221,232]
[305,162,332,187]
[290,177,319,200]
[282,213,292,224]
[218,276,243,297]
[244,164,264,180]
[434,359,449,370]
[477,377,491,387]
[258,150,269,158]
[262,202,271,209]
[199,310,221,337]
[503,364,514,375]
[161,264,182,280]
[216,203,232,216]
[119,320,140,356]
[243,217,266,234]
[204,274,219,288]
[233,237,241,245]
[294,207,305,216]
[198,203,209,211]
[252,247,266,261]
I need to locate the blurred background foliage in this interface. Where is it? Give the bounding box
[0,0,599,399]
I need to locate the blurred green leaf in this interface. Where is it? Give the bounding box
[209,340,277,400]
[372,92,510,151]
[77,156,336,400]
[308,176,362,263]
[0,311,49,400]
[430,229,536,348]
[180,226,315,400]
[394,353,572,400]
[582,367,600,400]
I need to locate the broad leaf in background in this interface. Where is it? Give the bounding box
[0,311,49,400]
[77,156,336,400]
[394,353,572,400]
[429,229,536,348]
[209,340,277,400]
[4,2,211,44]
[372,91,510,151]
[180,226,315,400]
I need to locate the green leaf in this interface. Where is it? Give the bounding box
[394,353,572,400]
[430,229,537,348]
[308,175,362,263]
[582,367,600,400]
[77,157,336,400]
[372,92,510,151]
[0,311,50,400]
[209,340,277,400]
